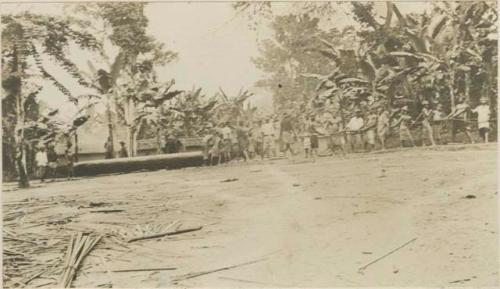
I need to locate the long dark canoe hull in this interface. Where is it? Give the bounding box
[74,152,204,177]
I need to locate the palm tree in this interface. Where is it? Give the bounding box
[2,12,101,187]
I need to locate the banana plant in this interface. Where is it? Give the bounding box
[214,87,254,124]
[1,12,101,187]
[134,79,183,153]
[169,87,219,137]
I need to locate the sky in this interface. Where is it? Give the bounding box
[1,1,430,120]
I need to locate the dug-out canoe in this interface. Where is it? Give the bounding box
[74,152,204,177]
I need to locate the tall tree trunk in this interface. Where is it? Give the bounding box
[156,127,162,154]
[127,127,135,157]
[106,96,114,158]
[464,71,470,103]
[156,105,164,154]
[74,131,79,162]
[126,97,137,156]
[13,47,29,188]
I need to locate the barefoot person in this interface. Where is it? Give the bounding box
[326,115,346,156]
[118,141,128,158]
[471,96,491,143]
[280,112,297,159]
[64,143,75,180]
[252,120,264,160]
[235,121,250,161]
[447,96,475,144]
[35,145,49,182]
[377,106,390,150]
[398,106,415,147]
[220,122,233,163]
[262,117,276,159]
[418,100,436,146]
[363,108,378,152]
[346,109,364,152]
[104,136,114,159]
[307,116,320,159]
[432,103,446,145]
[46,144,58,182]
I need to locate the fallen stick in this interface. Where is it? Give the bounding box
[218,276,290,287]
[89,209,125,213]
[90,267,177,273]
[3,236,38,245]
[21,268,48,285]
[172,257,268,282]
[358,237,417,271]
[127,226,201,243]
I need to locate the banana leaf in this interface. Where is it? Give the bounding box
[431,16,448,39]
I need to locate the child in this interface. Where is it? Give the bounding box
[398,106,415,147]
[472,97,491,143]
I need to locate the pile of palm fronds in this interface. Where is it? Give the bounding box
[59,232,102,288]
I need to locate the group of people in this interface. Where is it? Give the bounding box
[32,95,493,180]
[202,113,299,166]
[104,137,129,159]
[333,96,492,154]
[34,142,75,182]
[202,96,493,166]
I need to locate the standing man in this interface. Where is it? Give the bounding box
[327,115,346,156]
[202,125,215,166]
[252,120,264,160]
[362,108,378,152]
[35,145,48,182]
[104,136,114,159]
[46,144,58,182]
[64,142,75,180]
[447,96,475,144]
[471,96,491,143]
[432,103,446,145]
[307,116,321,159]
[220,122,233,163]
[398,106,415,147]
[261,117,276,159]
[376,106,390,150]
[346,109,364,152]
[118,141,128,158]
[280,112,297,159]
[235,121,250,161]
[419,100,436,146]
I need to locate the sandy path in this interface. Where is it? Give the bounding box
[3,144,498,287]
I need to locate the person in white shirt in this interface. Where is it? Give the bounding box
[219,122,233,164]
[346,110,364,152]
[35,146,49,182]
[472,97,491,143]
[261,117,276,158]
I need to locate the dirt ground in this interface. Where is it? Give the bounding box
[3,143,498,287]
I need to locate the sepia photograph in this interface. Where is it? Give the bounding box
[1,1,498,288]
